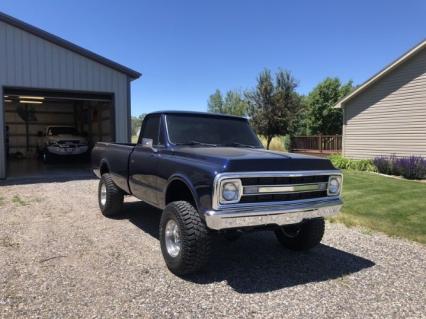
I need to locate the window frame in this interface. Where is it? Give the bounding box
[163,114,262,148]
[138,114,162,147]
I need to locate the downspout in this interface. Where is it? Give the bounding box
[127,76,132,143]
[342,103,346,157]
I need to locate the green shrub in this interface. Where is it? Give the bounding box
[329,154,376,172]
[329,154,349,169]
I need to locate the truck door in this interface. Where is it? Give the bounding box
[129,115,162,207]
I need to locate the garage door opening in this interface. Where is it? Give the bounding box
[3,88,114,179]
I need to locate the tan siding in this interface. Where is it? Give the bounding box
[343,48,426,159]
[0,20,132,178]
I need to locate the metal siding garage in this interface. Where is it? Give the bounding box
[0,12,141,179]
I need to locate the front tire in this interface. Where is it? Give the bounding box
[274,218,325,251]
[160,201,211,275]
[98,173,124,217]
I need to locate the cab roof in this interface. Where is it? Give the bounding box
[147,111,248,121]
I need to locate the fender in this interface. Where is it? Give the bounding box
[163,173,202,212]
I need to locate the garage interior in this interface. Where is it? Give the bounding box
[4,88,114,179]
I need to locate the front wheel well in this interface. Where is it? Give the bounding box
[165,179,197,209]
[100,162,110,175]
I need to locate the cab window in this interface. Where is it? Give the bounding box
[140,115,161,146]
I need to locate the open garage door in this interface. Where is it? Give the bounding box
[3,88,114,179]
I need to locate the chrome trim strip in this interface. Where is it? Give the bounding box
[216,170,341,179]
[212,170,342,210]
[253,182,327,194]
[205,198,342,230]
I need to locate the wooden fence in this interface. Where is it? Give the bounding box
[292,135,342,154]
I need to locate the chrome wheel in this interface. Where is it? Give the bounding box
[100,183,107,207]
[165,219,182,258]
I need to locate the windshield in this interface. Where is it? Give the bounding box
[166,114,263,148]
[49,127,79,136]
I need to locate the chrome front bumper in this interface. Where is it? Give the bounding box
[204,198,342,230]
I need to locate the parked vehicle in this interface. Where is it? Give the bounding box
[92,111,343,275]
[39,126,89,162]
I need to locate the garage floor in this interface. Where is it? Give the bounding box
[6,158,93,180]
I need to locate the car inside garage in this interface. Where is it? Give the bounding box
[4,88,114,179]
[0,12,141,180]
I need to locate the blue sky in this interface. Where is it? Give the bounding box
[1,1,425,116]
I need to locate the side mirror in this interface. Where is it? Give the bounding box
[141,138,153,148]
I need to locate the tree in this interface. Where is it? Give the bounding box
[208,89,248,116]
[131,113,146,137]
[207,89,224,113]
[306,77,353,135]
[246,69,302,149]
[223,90,248,116]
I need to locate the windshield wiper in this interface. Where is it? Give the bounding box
[175,140,218,147]
[222,142,257,148]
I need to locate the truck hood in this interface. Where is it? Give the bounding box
[171,147,336,172]
[47,134,87,144]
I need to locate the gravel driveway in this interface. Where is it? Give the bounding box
[1,179,425,318]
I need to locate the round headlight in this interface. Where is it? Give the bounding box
[222,182,238,201]
[328,177,341,195]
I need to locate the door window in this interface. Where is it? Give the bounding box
[140,115,160,146]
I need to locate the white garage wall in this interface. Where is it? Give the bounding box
[0,20,133,178]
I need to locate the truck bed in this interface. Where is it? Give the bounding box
[92,142,136,194]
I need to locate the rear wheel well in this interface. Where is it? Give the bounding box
[165,180,197,209]
[100,162,110,175]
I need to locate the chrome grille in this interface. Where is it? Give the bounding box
[239,191,328,203]
[58,140,80,144]
[241,175,329,186]
[212,170,341,210]
[239,175,330,204]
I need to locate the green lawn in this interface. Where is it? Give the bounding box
[330,170,426,244]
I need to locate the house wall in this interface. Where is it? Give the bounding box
[0,20,131,178]
[343,48,426,159]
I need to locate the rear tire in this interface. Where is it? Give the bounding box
[274,218,325,251]
[98,173,124,217]
[160,201,211,275]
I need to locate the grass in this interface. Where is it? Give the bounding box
[0,196,4,206]
[329,170,426,244]
[131,135,138,143]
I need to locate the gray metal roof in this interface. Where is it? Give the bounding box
[0,11,141,79]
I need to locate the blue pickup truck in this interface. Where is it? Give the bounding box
[92,111,343,275]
